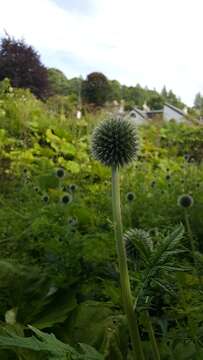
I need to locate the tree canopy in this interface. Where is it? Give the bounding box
[82,72,111,106]
[0,36,50,99]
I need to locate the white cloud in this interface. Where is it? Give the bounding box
[0,0,203,105]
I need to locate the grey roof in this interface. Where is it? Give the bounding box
[130,108,146,119]
[130,103,186,120]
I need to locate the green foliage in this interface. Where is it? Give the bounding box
[147,94,164,110]
[0,80,203,359]
[82,72,111,106]
[48,68,70,96]
[0,325,104,359]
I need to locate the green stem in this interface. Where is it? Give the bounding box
[112,166,145,360]
[184,211,198,272]
[145,310,160,360]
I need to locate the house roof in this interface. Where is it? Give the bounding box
[130,103,186,120]
[130,108,146,119]
[164,103,185,116]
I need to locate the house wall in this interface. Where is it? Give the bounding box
[163,105,185,123]
[129,110,146,124]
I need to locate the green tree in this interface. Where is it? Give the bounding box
[82,72,110,106]
[109,80,122,101]
[48,68,69,96]
[147,94,164,110]
[0,36,49,99]
[161,86,167,98]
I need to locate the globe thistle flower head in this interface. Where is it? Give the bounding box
[126,192,135,202]
[67,216,78,226]
[91,115,139,167]
[184,154,190,162]
[178,194,194,208]
[42,194,49,203]
[69,184,77,192]
[56,168,65,178]
[61,193,72,205]
[150,180,156,188]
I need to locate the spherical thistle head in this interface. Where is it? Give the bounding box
[56,168,65,178]
[67,216,78,226]
[91,115,139,167]
[150,180,156,188]
[126,192,135,202]
[61,193,72,205]
[178,194,194,208]
[184,154,190,162]
[42,194,49,203]
[69,184,77,192]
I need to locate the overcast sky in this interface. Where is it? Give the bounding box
[0,0,203,106]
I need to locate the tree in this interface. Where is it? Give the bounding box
[48,68,69,96]
[0,36,50,99]
[194,92,203,109]
[147,94,164,110]
[82,72,110,106]
[161,86,167,98]
[108,80,122,101]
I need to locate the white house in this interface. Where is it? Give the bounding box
[163,103,186,123]
[128,103,187,124]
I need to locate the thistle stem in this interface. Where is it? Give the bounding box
[184,211,201,285]
[112,166,145,360]
[184,211,197,271]
[145,310,160,360]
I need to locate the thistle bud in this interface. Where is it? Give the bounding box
[56,168,65,178]
[178,194,194,208]
[91,115,139,167]
[61,193,72,205]
[126,192,135,202]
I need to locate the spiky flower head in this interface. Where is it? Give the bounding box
[69,184,77,192]
[67,216,78,226]
[178,194,194,208]
[42,194,49,203]
[56,168,65,178]
[126,192,135,202]
[61,193,72,205]
[150,180,156,188]
[91,115,139,167]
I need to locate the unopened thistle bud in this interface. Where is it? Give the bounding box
[69,184,77,192]
[61,193,72,205]
[126,192,135,202]
[56,168,65,178]
[178,194,194,208]
[91,115,139,167]
[42,194,49,203]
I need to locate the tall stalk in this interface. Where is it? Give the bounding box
[112,166,145,360]
[145,310,160,360]
[184,210,200,283]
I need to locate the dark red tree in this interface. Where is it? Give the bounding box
[0,36,50,99]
